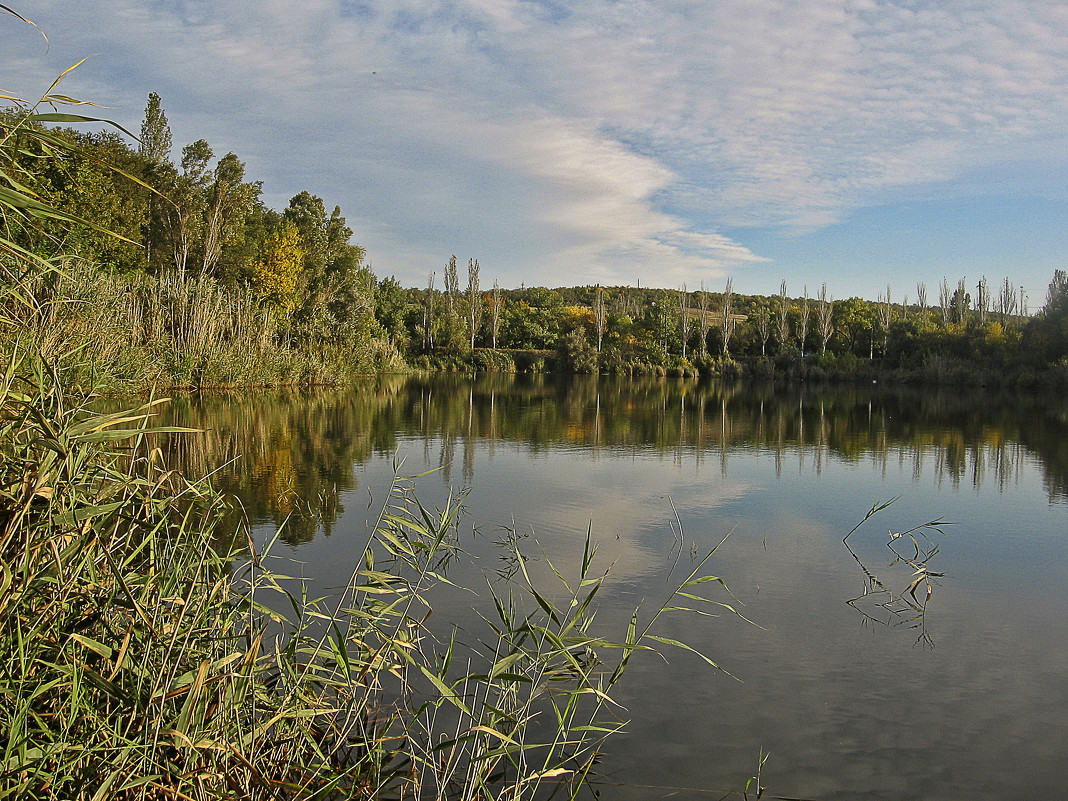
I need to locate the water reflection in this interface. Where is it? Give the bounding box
[150,374,1068,544]
[141,375,1068,800]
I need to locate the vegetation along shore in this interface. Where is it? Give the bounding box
[3,89,1068,393]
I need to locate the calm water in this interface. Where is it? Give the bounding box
[152,374,1068,800]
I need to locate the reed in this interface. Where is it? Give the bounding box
[0,352,734,799]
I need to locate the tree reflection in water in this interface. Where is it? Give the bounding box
[143,374,1068,545]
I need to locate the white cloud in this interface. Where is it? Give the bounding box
[5,0,1068,289]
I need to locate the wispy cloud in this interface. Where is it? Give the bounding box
[5,1,1068,289]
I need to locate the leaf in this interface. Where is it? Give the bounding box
[68,633,113,659]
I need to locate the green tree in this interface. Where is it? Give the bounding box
[139,91,171,165]
[1025,269,1068,362]
[467,257,481,348]
[719,278,735,357]
[832,297,877,356]
[490,278,503,349]
[200,152,257,276]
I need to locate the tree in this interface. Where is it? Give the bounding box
[876,286,892,356]
[139,92,172,166]
[833,297,877,356]
[720,278,735,357]
[163,138,214,274]
[697,284,710,356]
[678,285,689,358]
[939,278,952,326]
[424,272,436,351]
[996,277,1018,324]
[1044,269,1068,318]
[490,279,503,349]
[252,221,303,313]
[284,191,330,277]
[951,279,970,324]
[444,255,460,316]
[201,152,256,276]
[798,286,810,355]
[976,276,989,324]
[594,285,606,353]
[817,283,833,354]
[375,276,411,349]
[751,306,771,356]
[775,280,790,352]
[467,258,481,348]
[281,193,372,345]
[1023,269,1068,362]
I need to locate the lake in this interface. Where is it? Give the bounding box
[151,373,1068,800]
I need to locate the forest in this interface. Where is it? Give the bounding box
[4,92,1068,391]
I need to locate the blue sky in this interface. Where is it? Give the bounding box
[4,1,1068,304]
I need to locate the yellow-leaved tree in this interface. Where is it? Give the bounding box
[252,221,303,313]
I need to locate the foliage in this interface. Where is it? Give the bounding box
[252,221,304,313]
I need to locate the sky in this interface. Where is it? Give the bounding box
[4,1,1068,304]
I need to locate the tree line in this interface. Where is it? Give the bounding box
[4,92,1068,388]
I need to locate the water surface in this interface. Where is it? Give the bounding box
[153,374,1068,800]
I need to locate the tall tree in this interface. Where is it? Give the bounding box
[200,152,256,276]
[939,278,952,326]
[720,278,735,357]
[976,276,989,324]
[775,279,790,352]
[678,284,689,358]
[996,277,1017,324]
[251,221,303,313]
[490,279,503,349]
[139,92,172,166]
[798,286,810,356]
[876,286,892,356]
[444,255,459,316]
[698,283,710,356]
[951,278,970,324]
[467,258,481,348]
[139,92,172,269]
[817,283,833,354]
[752,306,771,356]
[594,284,606,353]
[424,272,436,351]
[163,138,213,274]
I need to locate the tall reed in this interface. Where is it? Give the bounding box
[0,344,736,799]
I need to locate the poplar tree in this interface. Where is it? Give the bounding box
[594,285,606,353]
[720,278,735,357]
[798,286,810,356]
[490,279,503,349]
[678,284,689,358]
[467,258,481,348]
[201,152,256,276]
[698,284,710,356]
[817,283,833,354]
[139,92,172,165]
[775,279,790,352]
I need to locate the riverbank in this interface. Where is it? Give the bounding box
[5,257,1065,396]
